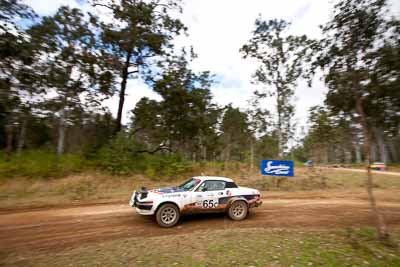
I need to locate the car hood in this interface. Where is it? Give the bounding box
[238,186,260,195]
[151,186,186,194]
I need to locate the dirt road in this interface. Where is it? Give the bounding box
[1,191,400,255]
[319,167,400,176]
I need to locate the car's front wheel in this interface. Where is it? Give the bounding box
[228,200,248,221]
[156,203,180,227]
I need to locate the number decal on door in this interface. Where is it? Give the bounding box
[203,199,218,208]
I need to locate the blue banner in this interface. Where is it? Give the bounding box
[260,160,294,177]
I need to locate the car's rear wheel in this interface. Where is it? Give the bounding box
[228,200,248,221]
[156,203,180,227]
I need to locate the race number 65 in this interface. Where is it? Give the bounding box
[203,199,218,208]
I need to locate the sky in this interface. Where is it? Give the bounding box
[22,0,399,133]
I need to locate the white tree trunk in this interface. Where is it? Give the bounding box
[374,127,388,163]
[371,142,377,162]
[57,109,66,157]
[354,142,362,163]
[250,140,254,171]
[277,129,283,158]
[17,118,27,156]
[388,141,398,162]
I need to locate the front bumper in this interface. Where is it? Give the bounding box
[129,191,155,215]
[250,199,262,208]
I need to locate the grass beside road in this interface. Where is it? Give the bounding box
[1,166,400,209]
[3,228,400,267]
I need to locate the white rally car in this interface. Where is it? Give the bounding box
[129,176,262,227]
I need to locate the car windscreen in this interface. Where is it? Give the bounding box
[178,178,200,191]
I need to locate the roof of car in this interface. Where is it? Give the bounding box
[194,176,234,182]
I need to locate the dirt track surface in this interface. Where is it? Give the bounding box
[1,191,400,255]
[319,167,400,176]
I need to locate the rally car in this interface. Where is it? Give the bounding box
[129,176,262,227]
[369,162,387,171]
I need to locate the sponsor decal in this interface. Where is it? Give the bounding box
[156,187,185,194]
[261,160,294,177]
[162,193,181,198]
[226,190,232,196]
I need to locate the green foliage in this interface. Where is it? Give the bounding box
[95,133,191,178]
[290,145,307,162]
[318,0,400,139]
[143,154,191,180]
[97,133,146,175]
[0,0,36,32]
[255,133,279,160]
[93,0,186,132]
[131,53,220,160]
[0,150,86,179]
[220,105,252,161]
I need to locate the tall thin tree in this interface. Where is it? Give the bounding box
[317,0,399,240]
[241,19,315,158]
[92,0,186,133]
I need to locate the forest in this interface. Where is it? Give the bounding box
[2,1,400,266]
[0,0,399,179]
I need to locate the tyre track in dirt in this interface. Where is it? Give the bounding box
[1,194,400,254]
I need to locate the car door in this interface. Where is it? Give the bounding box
[192,180,226,211]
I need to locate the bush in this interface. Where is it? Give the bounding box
[143,154,191,179]
[96,133,147,175]
[0,134,191,179]
[96,133,191,178]
[0,150,87,179]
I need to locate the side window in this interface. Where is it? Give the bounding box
[225,182,238,188]
[196,181,226,191]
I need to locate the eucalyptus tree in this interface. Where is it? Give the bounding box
[131,53,218,159]
[0,0,36,32]
[317,0,399,239]
[241,19,315,158]
[246,91,270,170]
[220,105,252,162]
[91,0,187,133]
[0,0,36,157]
[28,6,114,156]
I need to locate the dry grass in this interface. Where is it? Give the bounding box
[1,166,399,209]
[3,228,400,267]
[0,172,175,209]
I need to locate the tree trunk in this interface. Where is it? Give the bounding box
[250,140,254,171]
[115,53,132,134]
[57,108,66,157]
[371,142,377,162]
[354,141,362,164]
[374,127,388,163]
[202,146,207,161]
[276,84,284,159]
[355,95,388,240]
[4,122,13,161]
[277,131,283,158]
[225,143,231,162]
[388,140,398,162]
[17,118,27,156]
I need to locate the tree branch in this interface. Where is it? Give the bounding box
[128,70,139,75]
[136,145,172,154]
[92,3,113,9]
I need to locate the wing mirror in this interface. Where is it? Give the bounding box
[202,187,208,192]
